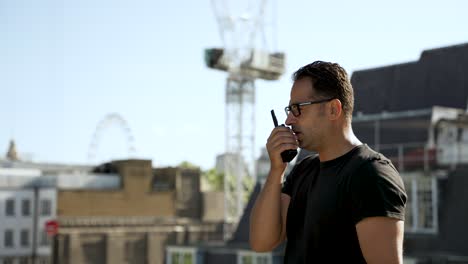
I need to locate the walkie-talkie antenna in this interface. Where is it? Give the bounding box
[271,110,279,127]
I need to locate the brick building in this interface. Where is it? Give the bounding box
[54,159,224,264]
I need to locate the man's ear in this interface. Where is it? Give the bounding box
[329,99,342,120]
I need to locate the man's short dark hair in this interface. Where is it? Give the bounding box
[292,61,354,120]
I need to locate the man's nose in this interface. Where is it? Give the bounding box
[285,113,296,126]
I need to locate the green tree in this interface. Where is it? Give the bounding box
[178,161,198,169]
[201,167,255,205]
[202,168,224,191]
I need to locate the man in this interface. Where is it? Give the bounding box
[249,61,407,263]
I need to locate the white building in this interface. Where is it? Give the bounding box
[0,168,56,264]
[0,168,120,264]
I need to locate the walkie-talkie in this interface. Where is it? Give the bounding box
[271,110,298,162]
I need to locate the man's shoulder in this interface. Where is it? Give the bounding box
[353,144,381,160]
[350,144,395,167]
[351,145,402,185]
[342,145,400,182]
[358,145,396,167]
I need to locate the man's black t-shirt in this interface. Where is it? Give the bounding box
[281,144,407,263]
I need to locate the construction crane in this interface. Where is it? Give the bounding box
[204,0,285,237]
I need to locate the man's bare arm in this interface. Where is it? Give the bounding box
[249,169,290,252]
[250,126,296,252]
[356,217,405,264]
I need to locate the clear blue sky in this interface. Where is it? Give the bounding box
[1,0,467,170]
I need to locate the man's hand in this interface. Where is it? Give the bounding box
[266,126,298,172]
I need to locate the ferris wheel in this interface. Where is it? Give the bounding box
[87,113,137,163]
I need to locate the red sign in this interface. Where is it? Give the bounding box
[45,220,59,236]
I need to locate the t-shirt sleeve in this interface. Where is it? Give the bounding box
[350,159,407,224]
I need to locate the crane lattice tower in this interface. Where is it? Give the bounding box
[204,0,286,238]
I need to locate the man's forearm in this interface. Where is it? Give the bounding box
[249,169,285,252]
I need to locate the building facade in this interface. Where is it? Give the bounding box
[54,159,224,264]
[350,42,468,263]
[1,149,225,264]
[0,168,57,264]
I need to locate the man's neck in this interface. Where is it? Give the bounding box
[317,126,362,162]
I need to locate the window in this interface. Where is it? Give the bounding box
[238,251,272,264]
[3,258,14,264]
[403,172,438,233]
[171,252,192,264]
[5,199,15,216]
[4,229,14,247]
[241,255,253,264]
[38,258,49,264]
[22,199,31,216]
[21,229,30,247]
[166,247,196,264]
[40,199,51,216]
[39,229,50,246]
[152,173,174,192]
[123,235,147,264]
[19,257,29,264]
[403,257,417,264]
